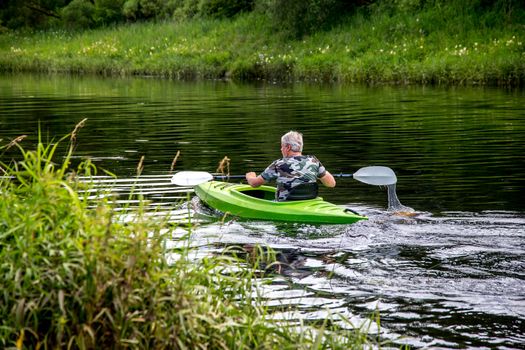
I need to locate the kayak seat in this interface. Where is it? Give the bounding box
[241,189,276,201]
[287,182,319,201]
[243,189,265,199]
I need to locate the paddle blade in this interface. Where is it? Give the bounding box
[352,166,397,185]
[171,171,213,186]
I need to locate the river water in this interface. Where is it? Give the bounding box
[1,74,524,348]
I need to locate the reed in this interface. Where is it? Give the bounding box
[0,127,378,349]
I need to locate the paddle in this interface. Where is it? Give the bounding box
[171,166,396,187]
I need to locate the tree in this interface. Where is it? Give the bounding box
[0,0,69,29]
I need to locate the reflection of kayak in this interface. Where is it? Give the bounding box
[194,181,367,224]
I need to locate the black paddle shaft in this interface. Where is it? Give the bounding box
[213,173,353,179]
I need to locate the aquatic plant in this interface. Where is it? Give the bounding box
[0,125,378,349]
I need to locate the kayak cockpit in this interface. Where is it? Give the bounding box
[236,182,321,202]
[235,187,276,201]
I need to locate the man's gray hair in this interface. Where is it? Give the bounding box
[281,131,303,152]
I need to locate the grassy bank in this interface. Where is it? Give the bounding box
[1,4,524,85]
[0,127,377,349]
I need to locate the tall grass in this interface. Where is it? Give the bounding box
[0,124,378,349]
[0,1,523,85]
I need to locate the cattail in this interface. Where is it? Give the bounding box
[216,156,231,176]
[71,118,87,143]
[170,150,180,173]
[7,135,27,149]
[137,155,145,176]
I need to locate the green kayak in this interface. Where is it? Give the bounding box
[194,181,367,224]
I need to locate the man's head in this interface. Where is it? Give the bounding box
[281,131,303,153]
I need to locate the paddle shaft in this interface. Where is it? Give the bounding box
[171,166,396,186]
[212,173,354,180]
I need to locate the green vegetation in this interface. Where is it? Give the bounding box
[0,0,256,30]
[0,125,378,349]
[0,0,524,83]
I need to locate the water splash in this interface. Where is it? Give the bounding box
[387,184,415,214]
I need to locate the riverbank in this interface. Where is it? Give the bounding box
[0,5,524,85]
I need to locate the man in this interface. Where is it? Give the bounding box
[245,131,336,201]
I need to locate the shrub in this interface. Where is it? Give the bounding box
[61,0,96,29]
[199,0,255,18]
[61,0,127,29]
[262,0,361,39]
[123,0,171,20]
[93,0,126,25]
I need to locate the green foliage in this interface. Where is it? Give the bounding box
[61,0,96,29]
[371,0,525,27]
[0,0,523,84]
[93,0,126,25]
[199,0,254,18]
[263,0,356,39]
[61,0,126,29]
[0,0,67,29]
[170,0,254,20]
[1,0,524,32]
[123,0,171,20]
[0,126,378,349]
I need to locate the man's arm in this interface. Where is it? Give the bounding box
[319,171,336,188]
[246,172,266,187]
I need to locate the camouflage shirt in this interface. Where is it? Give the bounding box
[260,155,327,201]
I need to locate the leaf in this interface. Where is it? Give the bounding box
[16,329,24,350]
[15,299,25,325]
[59,289,65,314]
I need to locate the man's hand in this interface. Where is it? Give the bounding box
[246,172,265,187]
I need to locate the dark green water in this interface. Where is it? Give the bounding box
[1,74,524,212]
[1,74,524,348]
